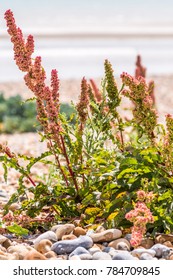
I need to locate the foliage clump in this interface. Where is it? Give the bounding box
[0,10,173,238]
[0,92,75,133]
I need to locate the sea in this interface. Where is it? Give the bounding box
[0,0,173,82]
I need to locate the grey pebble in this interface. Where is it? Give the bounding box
[151,244,171,258]
[140,253,154,260]
[51,235,93,255]
[112,251,137,260]
[131,248,156,258]
[69,247,92,260]
[92,251,112,260]
[34,231,57,245]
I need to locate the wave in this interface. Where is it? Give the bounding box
[1,25,173,38]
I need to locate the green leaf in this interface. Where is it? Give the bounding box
[6,223,29,236]
[120,157,138,166]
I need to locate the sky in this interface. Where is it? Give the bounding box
[1,0,173,33]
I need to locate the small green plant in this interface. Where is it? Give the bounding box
[0,10,172,239]
[0,92,76,133]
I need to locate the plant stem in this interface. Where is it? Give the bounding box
[4,149,36,187]
[49,140,69,187]
[60,135,79,192]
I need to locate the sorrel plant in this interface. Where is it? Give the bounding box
[0,10,173,239]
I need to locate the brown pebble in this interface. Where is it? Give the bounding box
[62,234,77,240]
[0,235,11,248]
[169,254,173,260]
[163,241,173,248]
[44,251,58,259]
[34,239,52,254]
[24,250,47,260]
[73,227,86,237]
[140,238,154,249]
[155,235,165,244]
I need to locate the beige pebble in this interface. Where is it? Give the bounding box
[108,238,130,251]
[55,224,75,240]
[62,234,77,240]
[69,255,81,260]
[0,235,7,245]
[34,239,52,254]
[51,225,63,232]
[7,244,33,260]
[95,226,105,233]
[73,227,86,237]
[89,244,101,255]
[90,229,122,243]
[95,243,105,250]
[0,245,7,253]
[24,250,47,260]
[0,252,19,260]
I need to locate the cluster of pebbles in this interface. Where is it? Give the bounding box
[0,224,173,260]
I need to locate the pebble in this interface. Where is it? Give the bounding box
[103,247,117,258]
[131,248,156,258]
[140,238,155,249]
[24,250,47,260]
[0,252,19,260]
[92,251,112,260]
[0,234,11,248]
[34,231,57,245]
[73,227,86,237]
[62,234,77,240]
[89,229,122,243]
[0,221,172,260]
[140,253,155,260]
[88,244,101,255]
[69,247,92,260]
[34,239,52,254]
[7,244,33,260]
[55,224,75,240]
[51,235,93,255]
[44,251,58,259]
[112,251,137,260]
[108,238,131,251]
[151,244,171,258]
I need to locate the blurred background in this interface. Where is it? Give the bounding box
[0,0,173,82]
